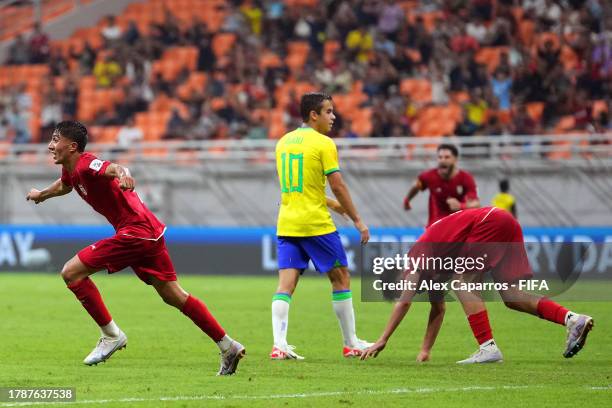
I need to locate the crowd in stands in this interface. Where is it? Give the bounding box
[0,0,611,145]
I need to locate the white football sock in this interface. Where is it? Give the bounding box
[332,291,359,347]
[216,334,233,353]
[100,320,121,338]
[272,293,291,348]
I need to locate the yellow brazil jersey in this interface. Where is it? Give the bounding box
[491,192,515,213]
[276,127,339,237]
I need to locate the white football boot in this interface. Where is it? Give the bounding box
[457,340,503,364]
[83,331,127,366]
[218,340,246,375]
[563,313,594,358]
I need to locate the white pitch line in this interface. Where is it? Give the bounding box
[1,385,607,407]
[0,386,530,407]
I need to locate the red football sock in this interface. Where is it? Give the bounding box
[467,310,494,346]
[536,298,569,326]
[181,295,226,342]
[67,278,112,327]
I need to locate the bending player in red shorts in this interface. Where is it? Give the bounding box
[26,121,245,375]
[361,207,594,363]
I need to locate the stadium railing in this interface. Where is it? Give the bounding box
[1,134,610,166]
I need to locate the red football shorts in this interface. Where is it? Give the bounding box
[77,234,177,284]
[464,209,533,283]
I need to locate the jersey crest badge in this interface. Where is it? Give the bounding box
[89,159,104,172]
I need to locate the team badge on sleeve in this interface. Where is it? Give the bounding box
[89,159,104,172]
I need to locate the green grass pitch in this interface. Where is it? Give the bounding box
[1,273,611,407]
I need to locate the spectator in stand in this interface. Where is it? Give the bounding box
[466,16,489,45]
[0,105,12,141]
[7,103,31,144]
[346,26,374,64]
[569,90,593,130]
[464,89,489,131]
[196,35,216,72]
[431,65,450,105]
[241,0,263,36]
[29,23,50,63]
[101,15,123,47]
[93,53,122,88]
[124,20,141,46]
[510,104,540,135]
[451,26,480,54]
[164,108,188,139]
[117,117,144,148]
[378,0,404,40]
[8,34,29,65]
[491,70,513,111]
[40,92,63,137]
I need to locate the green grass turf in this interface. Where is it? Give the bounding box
[1,273,611,407]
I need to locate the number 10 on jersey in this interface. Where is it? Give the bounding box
[280,153,303,193]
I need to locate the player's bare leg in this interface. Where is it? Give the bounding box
[328,266,372,357]
[453,273,503,364]
[270,268,304,360]
[499,285,593,358]
[61,255,127,365]
[151,278,244,375]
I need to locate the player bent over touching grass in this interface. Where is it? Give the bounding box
[26,121,245,375]
[361,207,594,363]
[271,93,372,360]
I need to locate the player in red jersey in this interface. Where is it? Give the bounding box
[26,121,245,375]
[404,144,480,227]
[361,207,594,363]
[404,144,480,362]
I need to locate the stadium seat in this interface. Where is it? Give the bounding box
[526,102,545,122]
[212,33,236,58]
[400,78,432,103]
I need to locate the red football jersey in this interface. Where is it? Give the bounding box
[61,152,165,240]
[418,168,478,226]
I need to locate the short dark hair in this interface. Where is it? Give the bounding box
[300,92,332,122]
[437,143,458,157]
[499,179,510,192]
[55,121,88,152]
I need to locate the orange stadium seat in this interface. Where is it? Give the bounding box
[526,102,545,122]
[592,100,608,118]
[351,108,373,136]
[324,41,341,64]
[286,41,310,73]
[259,52,283,70]
[475,47,509,73]
[212,33,236,58]
[400,78,432,103]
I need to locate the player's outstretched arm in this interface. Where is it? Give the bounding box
[417,301,446,362]
[327,172,369,244]
[104,163,135,191]
[360,300,412,360]
[404,179,423,210]
[447,197,480,212]
[26,178,72,204]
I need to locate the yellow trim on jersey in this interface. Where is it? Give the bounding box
[276,127,339,237]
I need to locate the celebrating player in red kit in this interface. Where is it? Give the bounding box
[26,121,245,375]
[404,144,480,226]
[361,207,594,363]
